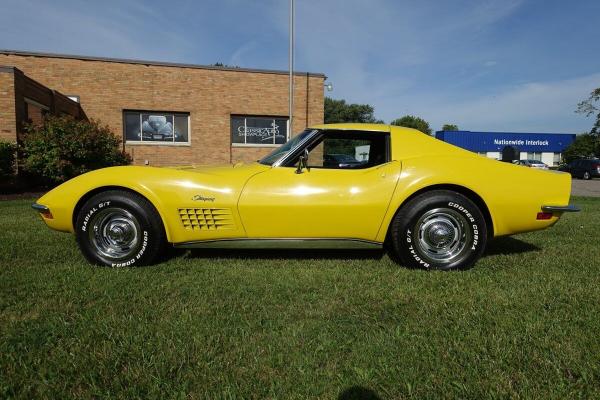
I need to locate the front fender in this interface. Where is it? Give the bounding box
[36,167,178,241]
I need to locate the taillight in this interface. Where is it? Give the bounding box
[536,212,553,220]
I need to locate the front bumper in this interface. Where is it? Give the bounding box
[31,203,50,213]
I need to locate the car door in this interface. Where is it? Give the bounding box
[238,130,401,241]
[572,160,582,177]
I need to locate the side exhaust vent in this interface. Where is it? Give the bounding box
[178,208,234,230]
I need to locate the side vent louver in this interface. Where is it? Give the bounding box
[178,208,234,230]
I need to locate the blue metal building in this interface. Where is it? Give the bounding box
[435,130,576,166]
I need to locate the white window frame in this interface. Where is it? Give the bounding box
[24,97,50,111]
[231,115,289,148]
[124,111,191,146]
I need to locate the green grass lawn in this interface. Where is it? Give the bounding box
[1,197,599,399]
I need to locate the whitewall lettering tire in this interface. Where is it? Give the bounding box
[75,190,166,267]
[390,190,487,270]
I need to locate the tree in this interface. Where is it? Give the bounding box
[324,97,383,124]
[562,133,599,163]
[212,62,240,68]
[442,124,459,131]
[22,115,131,183]
[390,115,432,135]
[577,88,600,135]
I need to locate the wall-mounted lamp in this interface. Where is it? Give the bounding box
[324,82,333,92]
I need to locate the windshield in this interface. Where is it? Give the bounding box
[259,129,315,166]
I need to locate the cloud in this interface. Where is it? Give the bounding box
[229,41,258,67]
[413,72,600,132]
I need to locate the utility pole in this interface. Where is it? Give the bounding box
[289,0,294,138]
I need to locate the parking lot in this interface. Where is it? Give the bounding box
[571,178,600,197]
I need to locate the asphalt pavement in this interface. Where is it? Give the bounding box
[571,178,600,197]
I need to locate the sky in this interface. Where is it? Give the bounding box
[0,0,598,133]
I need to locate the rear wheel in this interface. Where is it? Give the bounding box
[75,190,166,267]
[583,171,591,180]
[389,190,487,270]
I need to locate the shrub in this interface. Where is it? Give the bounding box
[0,141,17,178]
[21,116,131,183]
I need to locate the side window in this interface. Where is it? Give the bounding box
[304,131,389,169]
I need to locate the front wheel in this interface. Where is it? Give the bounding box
[75,190,166,267]
[389,190,488,270]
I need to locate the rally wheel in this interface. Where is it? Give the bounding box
[75,190,166,267]
[389,190,487,270]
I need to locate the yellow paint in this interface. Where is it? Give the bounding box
[36,123,573,244]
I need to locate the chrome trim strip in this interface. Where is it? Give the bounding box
[174,238,383,250]
[541,205,580,213]
[272,129,319,167]
[31,203,49,213]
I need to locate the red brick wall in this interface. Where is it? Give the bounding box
[0,54,324,166]
[0,71,17,143]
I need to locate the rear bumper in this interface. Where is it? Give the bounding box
[541,205,580,213]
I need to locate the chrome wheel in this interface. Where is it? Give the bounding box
[414,208,470,264]
[88,208,140,260]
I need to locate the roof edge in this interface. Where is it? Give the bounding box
[0,49,327,78]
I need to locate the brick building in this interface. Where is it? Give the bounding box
[0,50,325,166]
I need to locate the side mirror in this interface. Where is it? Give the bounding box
[296,148,310,174]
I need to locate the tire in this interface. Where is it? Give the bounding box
[75,190,166,267]
[583,171,591,180]
[389,190,487,271]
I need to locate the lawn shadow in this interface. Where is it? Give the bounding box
[338,386,382,400]
[484,236,541,257]
[185,248,386,261]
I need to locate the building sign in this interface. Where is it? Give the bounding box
[231,116,288,145]
[493,139,550,147]
[435,130,576,153]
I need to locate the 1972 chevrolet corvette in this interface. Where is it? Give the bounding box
[33,123,578,270]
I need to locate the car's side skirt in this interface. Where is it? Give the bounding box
[173,238,383,250]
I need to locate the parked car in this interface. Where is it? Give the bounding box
[323,153,364,168]
[32,123,578,271]
[513,159,549,169]
[559,158,600,180]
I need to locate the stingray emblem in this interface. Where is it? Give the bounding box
[192,195,215,202]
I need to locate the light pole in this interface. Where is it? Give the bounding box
[289,0,294,138]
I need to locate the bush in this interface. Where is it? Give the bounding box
[21,116,131,183]
[0,141,17,178]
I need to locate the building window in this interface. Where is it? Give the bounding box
[231,115,288,146]
[527,152,542,161]
[553,152,561,166]
[124,111,189,144]
[24,98,49,125]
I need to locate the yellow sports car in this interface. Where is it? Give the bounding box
[33,123,578,270]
